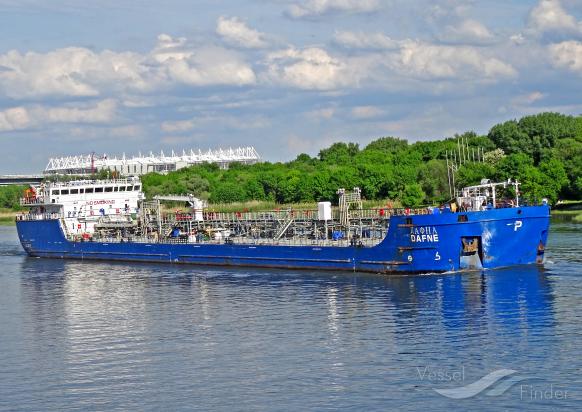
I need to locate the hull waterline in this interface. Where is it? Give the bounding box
[16,205,550,274]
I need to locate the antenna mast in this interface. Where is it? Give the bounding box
[446,136,485,199]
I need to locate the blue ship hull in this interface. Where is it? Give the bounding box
[16,205,550,273]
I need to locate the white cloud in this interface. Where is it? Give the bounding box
[0,46,160,98]
[440,19,495,44]
[510,33,526,45]
[306,107,335,120]
[351,105,384,119]
[162,114,269,133]
[264,47,359,90]
[264,36,516,91]
[0,107,30,132]
[425,0,472,24]
[41,99,117,123]
[549,40,582,73]
[150,34,257,87]
[161,119,195,133]
[0,99,116,132]
[334,31,401,50]
[160,134,208,146]
[216,16,268,48]
[107,124,143,138]
[155,45,257,87]
[0,34,256,99]
[287,0,380,18]
[511,91,545,106]
[528,0,582,36]
[331,29,515,83]
[391,40,517,80]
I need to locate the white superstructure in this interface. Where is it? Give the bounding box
[21,178,143,236]
[44,146,261,176]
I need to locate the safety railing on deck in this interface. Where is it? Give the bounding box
[16,213,63,221]
[200,207,432,222]
[71,235,384,248]
[19,197,49,206]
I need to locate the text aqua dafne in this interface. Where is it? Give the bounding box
[410,226,439,243]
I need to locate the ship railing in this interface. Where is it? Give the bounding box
[86,233,385,247]
[19,197,48,206]
[16,212,63,221]
[45,177,140,188]
[197,207,432,223]
[83,235,384,248]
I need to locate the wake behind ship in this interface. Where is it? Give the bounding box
[16,177,550,273]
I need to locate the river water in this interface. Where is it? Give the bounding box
[0,219,580,411]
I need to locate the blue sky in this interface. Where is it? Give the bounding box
[1,0,582,173]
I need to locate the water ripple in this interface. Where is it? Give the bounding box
[0,222,581,410]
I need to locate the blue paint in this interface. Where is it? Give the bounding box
[16,205,551,273]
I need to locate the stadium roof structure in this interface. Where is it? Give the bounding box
[44,146,261,175]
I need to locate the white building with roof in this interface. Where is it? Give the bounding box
[44,146,261,176]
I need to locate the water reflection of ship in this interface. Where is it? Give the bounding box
[18,258,557,400]
[20,258,555,334]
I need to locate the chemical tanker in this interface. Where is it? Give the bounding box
[15,177,550,273]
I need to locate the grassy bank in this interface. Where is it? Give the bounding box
[0,210,17,225]
[552,209,582,223]
[553,200,582,211]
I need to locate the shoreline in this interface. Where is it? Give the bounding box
[0,211,17,225]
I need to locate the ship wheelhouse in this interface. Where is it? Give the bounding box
[20,177,143,236]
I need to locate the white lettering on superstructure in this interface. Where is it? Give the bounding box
[410,226,439,242]
[86,200,116,206]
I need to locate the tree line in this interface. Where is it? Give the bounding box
[141,112,581,207]
[1,112,580,209]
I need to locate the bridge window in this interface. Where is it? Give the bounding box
[52,190,58,195]
[126,185,132,191]
[79,188,84,193]
[95,187,103,193]
[134,185,140,191]
[85,188,94,193]
[114,187,118,192]
[119,186,126,192]
[105,187,113,193]
[70,189,78,194]
[61,189,69,195]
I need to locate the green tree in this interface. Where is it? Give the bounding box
[400,184,425,207]
[133,112,582,206]
[538,157,568,203]
[0,186,26,210]
[483,148,506,165]
[319,142,359,163]
[244,179,266,201]
[364,136,408,153]
[553,138,582,198]
[456,163,496,188]
[181,175,210,198]
[489,112,582,163]
[418,159,449,202]
[210,182,246,203]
